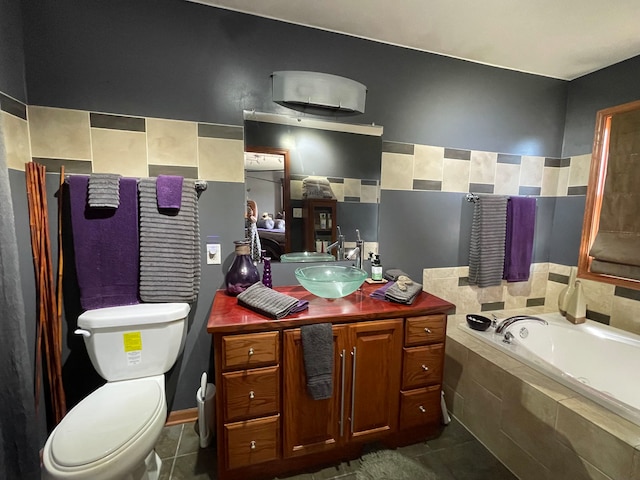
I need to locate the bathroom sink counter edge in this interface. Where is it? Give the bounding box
[207,283,454,334]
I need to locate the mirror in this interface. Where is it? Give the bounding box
[243,111,383,262]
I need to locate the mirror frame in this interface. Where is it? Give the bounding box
[245,145,291,254]
[578,99,640,290]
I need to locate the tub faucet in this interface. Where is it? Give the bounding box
[346,229,364,269]
[326,226,345,260]
[495,315,548,335]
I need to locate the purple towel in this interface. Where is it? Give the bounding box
[68,175,139,310]
[503,196,536,282]
[370,281,394,301]
[156,175,183,210]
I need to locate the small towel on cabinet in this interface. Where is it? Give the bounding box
[156,175,183,210]
[503,196,536,282]
[68,175,139,310]
[138,177,200,303]
[236,282,307,319]
[87,173,121,208]
[468,194,508,288]
[300,323,334,400]
[385,276,423,304]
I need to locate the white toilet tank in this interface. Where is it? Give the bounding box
[76,303,190,382]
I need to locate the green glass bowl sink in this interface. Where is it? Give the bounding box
[281,252,335,263]
[295,265,367,298]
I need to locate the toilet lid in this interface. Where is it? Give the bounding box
[51,378,163,467]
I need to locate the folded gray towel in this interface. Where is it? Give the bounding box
[385,277,423,304]
[88,173,121,208]
[300,323,334,400]
[236,282,300,319]
[384,268,410,281]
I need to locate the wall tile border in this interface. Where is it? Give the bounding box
[0,92,27,120]
[90,112,146,132]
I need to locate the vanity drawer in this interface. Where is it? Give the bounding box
[402,344,443,389]
[222,366,280,422]
[222,331,280,370]
[400,385,441,430]
[405,315,446,346]
[224,415,280,470]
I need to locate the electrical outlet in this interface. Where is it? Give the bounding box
[293,207,303,218]
[207,243,221,264]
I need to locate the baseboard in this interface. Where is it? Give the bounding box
[166,407,198,426]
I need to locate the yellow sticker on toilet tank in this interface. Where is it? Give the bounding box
[123,332,142,352]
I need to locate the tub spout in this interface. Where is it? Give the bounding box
[495,315,548,334]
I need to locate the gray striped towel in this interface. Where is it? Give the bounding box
[468,194,508,288]
[88,173,121,208]
[237,282,300,319]
[138,177,200,302]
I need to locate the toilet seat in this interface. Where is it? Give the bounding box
[44,376,166,479]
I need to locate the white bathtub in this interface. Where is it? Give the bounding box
[461,311,640,427]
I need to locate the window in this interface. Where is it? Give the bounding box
[578,99,640,289]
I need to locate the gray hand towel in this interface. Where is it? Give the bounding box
[300,323,334,400]
[88,173,121,208]
[236,282,300,319]
[385,279,423,305]
[383,268,410,281]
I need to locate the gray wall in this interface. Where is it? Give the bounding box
[22,0,567,157]
[0,0,26,101]
[563,55,640,157]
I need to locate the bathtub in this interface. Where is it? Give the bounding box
[460,311,640,427]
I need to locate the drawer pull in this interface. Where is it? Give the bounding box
[248,347,254,356]
[249,390,255,399]
[421,364,429,372]
[250,440,256,450]
[424,328,432,334]
[419,405,426,413]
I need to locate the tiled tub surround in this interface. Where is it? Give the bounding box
[423,263,640,338]
[445,313,640,480]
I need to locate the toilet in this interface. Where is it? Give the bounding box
[42,302,190,480]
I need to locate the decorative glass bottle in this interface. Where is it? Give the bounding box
[261,250,273,288]
[225,240,260,296]
[557,266,577,316]
[565,280,587,324]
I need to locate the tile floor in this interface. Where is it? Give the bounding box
[155,416,517,479]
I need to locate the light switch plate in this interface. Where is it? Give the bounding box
[207,243,221,264]
[293,207,303,218]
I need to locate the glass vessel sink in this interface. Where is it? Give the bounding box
[281,252,335,263]
[295,265,367,298]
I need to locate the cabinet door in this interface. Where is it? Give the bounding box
[347,319,403,442]
[282,326,349,458]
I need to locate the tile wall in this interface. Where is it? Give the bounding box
[3,93,640,336]
[1,96,244,182]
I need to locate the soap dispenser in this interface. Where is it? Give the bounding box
[371,254,383,281]
[565,280,586,324]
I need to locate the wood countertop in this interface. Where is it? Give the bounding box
[207,283,455,334]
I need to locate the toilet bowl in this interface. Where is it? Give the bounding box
[42,303,190,480]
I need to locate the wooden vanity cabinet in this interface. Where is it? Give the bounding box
[208,286,453,480]
[282,319,402,457]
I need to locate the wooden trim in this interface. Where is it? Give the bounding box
[166,407,198,426]
[577,99,640,291]
[245,146,291,253]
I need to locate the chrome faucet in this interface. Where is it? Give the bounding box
[346,229,364,269]
[495,315,548,335]
[326,226,345,260]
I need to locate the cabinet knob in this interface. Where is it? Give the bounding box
[250,440,256,450]
[248,347,254,356]
[424,327,432,334]
[419,405,426,413]
[421,364,429,372]
[249,390,255,399]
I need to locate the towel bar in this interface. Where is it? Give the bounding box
[63,174,207,192]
